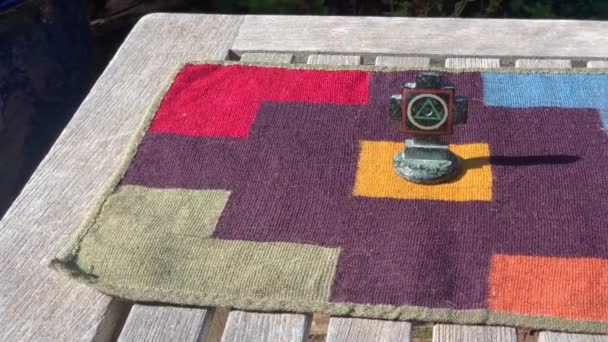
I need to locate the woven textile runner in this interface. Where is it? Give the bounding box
[52,62,608,333]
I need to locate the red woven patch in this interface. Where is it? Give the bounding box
[149,64,369,137]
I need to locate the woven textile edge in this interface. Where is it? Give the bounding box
[52,273,608,334]
[50,61,608,334]
[50,63,185,271]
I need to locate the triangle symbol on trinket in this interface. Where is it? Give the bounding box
[413,98,443,121]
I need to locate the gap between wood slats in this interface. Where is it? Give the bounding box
[95,298,132,342]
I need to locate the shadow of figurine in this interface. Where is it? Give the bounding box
[444,154,580,184]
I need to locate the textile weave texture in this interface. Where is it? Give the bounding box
[52,62,608,333]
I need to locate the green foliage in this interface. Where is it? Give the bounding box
[241,0,328,14]
[383,0,409,16]
[203,0,608,18]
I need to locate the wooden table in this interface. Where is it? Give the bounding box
[1,14,608,342]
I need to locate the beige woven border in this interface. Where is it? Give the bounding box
[51,61,608,334]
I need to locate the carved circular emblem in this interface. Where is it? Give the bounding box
[406,94,448,130]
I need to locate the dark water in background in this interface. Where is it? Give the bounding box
[0,0,25,11]
[0,0,95,217]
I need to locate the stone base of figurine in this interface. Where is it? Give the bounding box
[393,139,461,184]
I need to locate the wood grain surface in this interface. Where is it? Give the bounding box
[240,52,295,63]
[445,58,501,68]
[233,16,608,59]
[515,59,572,68]
[118,305,214,342]
[325,317,412,342]
[587,61,608,68]
[307,54,362,65]
[221,311,311,342]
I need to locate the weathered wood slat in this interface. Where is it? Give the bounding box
[307,54,362,65]
[538,332,608,342]
[432,324,517,342]
[118,305,214,342]
[220,311,310,342]
[587,60,608,68]
[233,16,608,59]
[375,55,431,68]
[325,317,412,342]
[445,58,500,68]
[0,14,243,342]
[515,59,572,68]
[240,52,295,63]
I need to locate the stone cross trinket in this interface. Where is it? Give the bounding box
[389,72,468,184]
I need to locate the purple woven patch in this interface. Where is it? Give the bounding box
[123,69,608,310]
